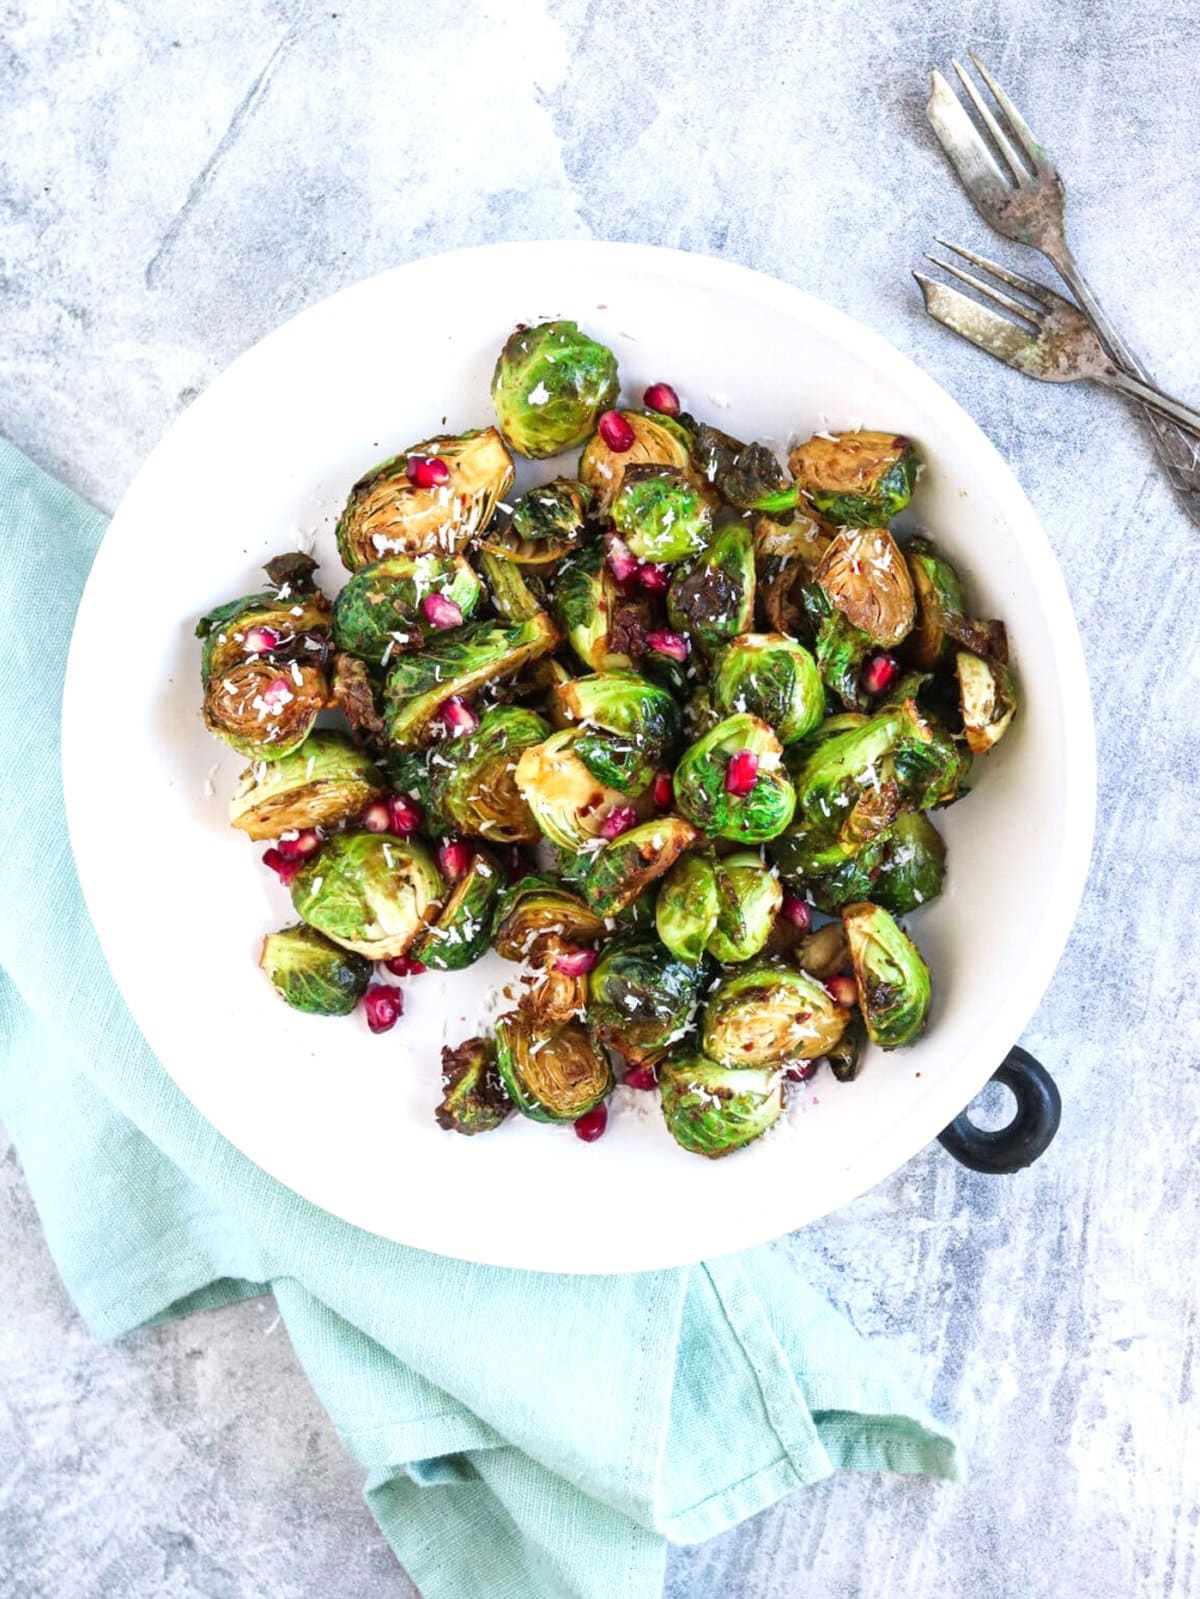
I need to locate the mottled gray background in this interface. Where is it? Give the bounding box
[3,1,1200,1595]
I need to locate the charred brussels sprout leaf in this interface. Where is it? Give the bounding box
[711,633,823,745]
[579,409,699,513]
[673,714,796,843]
[429,705,550,843]
[956,651,1016,754]
[707,851,783,964]
[491,321,619,459]
[814,527,915,650]
[202,656,328,762]
[335,429,514,569]
[827,1008,868,1082]
[701,960,848,1068]
[494,1012,613,1123]
[511,477,592,542]
[513,728,638,852]
[716,442,797,515]
[331,652,387,747]
[905,536,1007,668]
[611,465,713,564]
[491,874,607,963]
[551,542,648,673]
[436,1037,513,1135]
[666,523,756,652]
[656,850,720,964]
[476,548,547,622]
[229,730,383,840]
[659,1051,783,1158]
[290,831,443,958]
[588,931,706,1063]
[582,816,698,918]
[332,554,483,666]
[788,431,917,526]
[411,849,502,970]
[842,901,931,1049]
[259,924,372,1016]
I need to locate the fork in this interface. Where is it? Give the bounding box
[926,53,1200,522]
[915,241,1200,437]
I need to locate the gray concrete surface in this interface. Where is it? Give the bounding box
[3,1,1200,1595]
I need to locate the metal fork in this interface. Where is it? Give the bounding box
[926,53,1200,521]
[915,241,1200,437]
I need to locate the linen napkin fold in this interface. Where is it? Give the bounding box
[0,436,958,1599]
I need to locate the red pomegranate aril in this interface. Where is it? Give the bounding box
[555,948,598,977]
[645,629,689,663]
[384,954,426,977]
[643,382,680,417]
[408,454,451,489]
[421,592,463,630]
[573,1103,609,1142]
[262,676,292,707]
[600,803,638,840]
[261,847,304,887]
[438,696,479,736]
[276,828,322,862]
[786,1062,819,1082]
[826,975,858,1007]
[360,798,392,833]
[781,892,811,931]
[605,533,639,584]
[438,839,471,881]
[652,769,674,810]
[244,624,280,654]
[363,983,403,1033]
[725,749,759,796]
[388,793,423,835]
[597,410,636,452]
[861,652,900,697]
[624,1064,658,1091]
[636,561,670,593]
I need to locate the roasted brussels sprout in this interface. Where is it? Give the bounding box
[551,542,649,673]
[956,651,1016,754]
[673,714,796,843]
[752,513,831,634]
[711,633,823,745]
[476,548,547,623]
[827,1008,868,1082]
[197,571,331,686]
[579,409,699,513]
[801,582,874,713]
[905,536,1007,669]
[713,441,797,515]
[290,831,443,958]
[701,960,848,1068]
[588,931,707,1063]
[683,682,721,740]
[582,816,698,917]
[659,1051,783,1157]
[790,919,850,982]
[707,851,783,963]
[513,729,639,852]
[332,553,483,666]
[789,711,903,841]
[548,670,680,794]
[872,812,947,914]
[410,848,502,970]
[611,465,713,565]
[655,850,720,964]
[383,614,559,748]
[436,1037,513,1135]
[491,321,619,459]
[491,874,607,963]
[494,1012,613,1123]
[814,527,915,650]
[768,827,888,913]
[335,429,514,569]
[788,431,917,526]
[228,731,382,840]
[842,901,931,1049]
[202,656,329,762]
[666,523,756,652]
[511,477,592,542]
[259,923,372,1016]
[429,705,550,843]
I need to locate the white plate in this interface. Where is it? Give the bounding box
[62,242,1095,1273]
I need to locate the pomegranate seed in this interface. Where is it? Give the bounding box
[624,1064,658,1091]
[636,561,670,593]
[724,749,759,796]
[360,798,392,832]
[421,592,463,630]
[645,629,690,663]
[261,676,292,708]
[781,893,811,931]
[261,847,304,886]
[786,1062,819,1082]
[388,793,423,835]
[643,382,680,417]
[276,828,321,862]
[574,1103,609,1142]
[363,983,403,1033]
[605,532,640,584]
[555,948,598,977]
[861,652,900,697]
[384,953,426,977]
[600,803,638,840]
[408,454,451,489]
[244,624,280,654]
[438,839,471,881]
[597,410,636,452]
[438,696,479,736]
[652,769,674,810]
[826,975,858,1007]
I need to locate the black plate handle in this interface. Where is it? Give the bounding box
[937,1046,1061,1174]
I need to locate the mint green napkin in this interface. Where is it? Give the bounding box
[0,436,958,1599]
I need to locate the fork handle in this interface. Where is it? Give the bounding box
[1096,369,1200,440]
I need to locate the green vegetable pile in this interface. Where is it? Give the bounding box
[197,319,1016,1158]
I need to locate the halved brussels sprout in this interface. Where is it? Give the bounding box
[666,523,755,652]
[788,431,917,526]
[713,442,797,515]
[655,850,720,963]
[801,582,873,712]
[789,702,952,846]
[701,960,848,1068]
[478,522,574,569]
[711,633,824,746]
[582,816,698,918]
[707,851,783,964]
[548,670,680,795]
[436,1037,513,1135]
[814,526,915,649]
[511,477,592,542]
[383,614,559,748]
[429,705,550,843]
[768,826,888,913]
[904,536,1007,668]
[335,429,515,569]
[588,931,707,1063]
[842,901,931,1049]
[410,848,502,970]
[491,321,619,459]
[871,812,946,915]
[290,830,443,958]
[790,920,850,982]
[476,548,547,623]
[229,730,383,840]
[197,567,332,683]
[956,651,1016,754]
[330,652,387,747]
[887,678,971,809]
[522,961,591,1029]
[551,542,649,673]
[827,1009,868,1082]
[202,656,329,761]
[513,728,639,851]
[659,1051,783,1158]
[259,923,372,1016]
[491,874,607,963]
[611,465,712,564]
[752,513,831,634]
[332,554,484,666]
[494,1012,613,1123]
[579,409,699,513]
[683,683,721,741]
[673,714,796,843]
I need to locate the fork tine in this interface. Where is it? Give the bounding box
[923,254,1042,326]
[968,52,1052,171]
[913,272,1034,367]
[951,57,1031,186]
[933,238,1060,310]
[926,69,1012,209]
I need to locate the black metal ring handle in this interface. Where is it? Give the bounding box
[937,1046,1061,1174]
